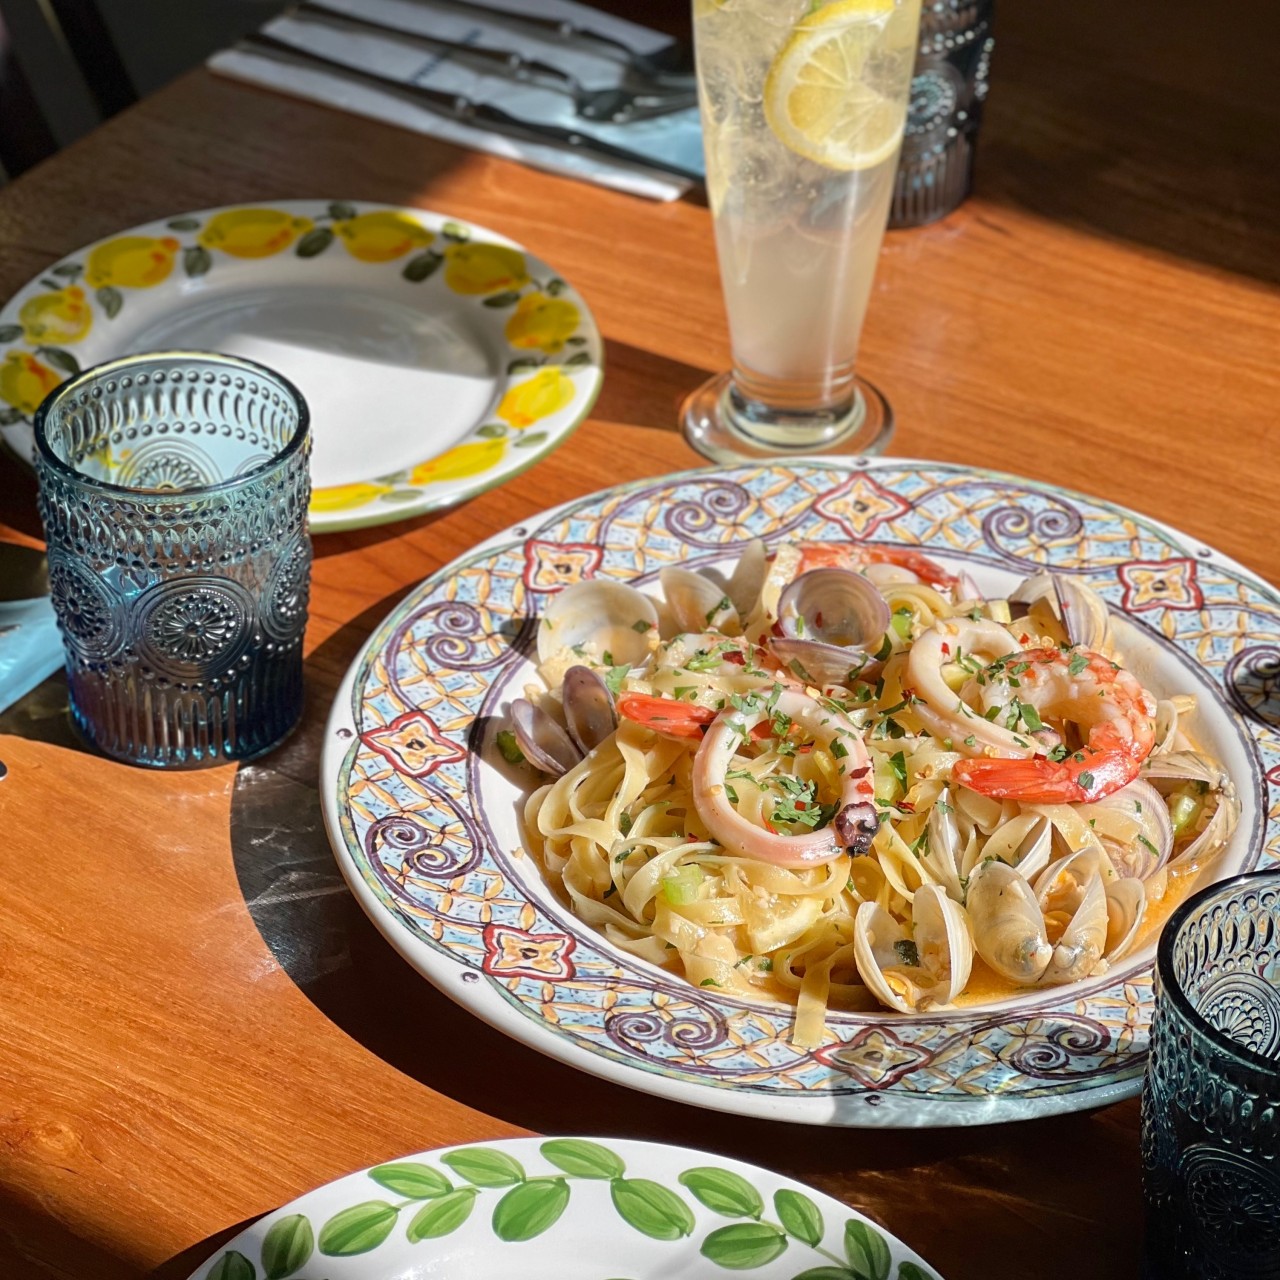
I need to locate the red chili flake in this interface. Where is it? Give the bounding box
[898,800,916,813]
[815,611,825,628]
[797,744,813,754]
[848,765,870,779]
[795,800,808,811]
[770,620,785,638]
[940,642,951,656]
[763,816,779,834]
[724,650,746,666]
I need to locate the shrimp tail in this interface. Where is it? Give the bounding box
[952,749,1140,804]
[617,692,714,740]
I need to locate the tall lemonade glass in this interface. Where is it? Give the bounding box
[684,0,922,461]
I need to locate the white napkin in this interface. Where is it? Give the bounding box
[208,0,705,201]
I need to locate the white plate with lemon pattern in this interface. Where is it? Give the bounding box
[0,200,603,532]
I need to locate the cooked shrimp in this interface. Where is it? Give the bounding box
[795,541,957,590]
[617,692,715,740]
[950,648,1157,803]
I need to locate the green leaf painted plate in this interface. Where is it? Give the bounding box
[0,200,603,532]
[186,1137,942,1280]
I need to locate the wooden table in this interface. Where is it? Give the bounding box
[1,3,1276,1277]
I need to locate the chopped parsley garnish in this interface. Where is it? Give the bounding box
[889,751,908,792]
[983,706,1001,721]
[603,664,631,696]
[909,831,929,856]
[831,739,849,759]
[699,978,722,987]
[1047,744,1069,763]
[1019,701,1044,731]
[788,658,816,684]
[618,811,633,836]
[705,595,732,624]
[882,718,907,739]
[685,646,729,673]
[1137,833,1159,855]
[963,735,977,747]
[602,650,614,665]
[758,957,773,972]
[872,633,894,662]
[1068,652,1089,677]
[1078,770,1096,791]
[767,774,834,829]
[631,619,652,633]
[724,782,739,805]
[893,939,920,967]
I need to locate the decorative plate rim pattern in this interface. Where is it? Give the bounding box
[320,457,1280,1127]
[187,1135,942,1280]
[0,198,604,533]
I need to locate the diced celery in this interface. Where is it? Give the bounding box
[873,756,902,804]
[661,864,704,906]
[1169,789,1202,837]
[891,610,913,639]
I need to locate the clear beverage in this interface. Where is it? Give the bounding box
[685,0,922,459]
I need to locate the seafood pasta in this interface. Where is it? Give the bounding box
[506,542,1238,1047]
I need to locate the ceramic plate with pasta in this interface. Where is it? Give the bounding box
[322,460,1275,1127]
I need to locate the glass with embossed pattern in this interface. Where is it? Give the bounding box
[33,352,311,768]
[1141,870,1280,1279]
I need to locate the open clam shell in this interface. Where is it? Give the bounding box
[1008,571,1110,650]
[660,566,740,636]
[536,580,659,667]
[562,664,617,754]
[770,568,891,685]
[966,860,1054,985]
[511,698,583,777]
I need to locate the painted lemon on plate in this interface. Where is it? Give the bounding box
[0,352,61,416]
[496,368,576,429]
[311,482,394,514]
[19,286,92,344]
[410,438,507,485]
[444,243,529,296]
[198,209,314,258]
[85,236,180,289]
[504,293,580,354]
[335,211,435,263]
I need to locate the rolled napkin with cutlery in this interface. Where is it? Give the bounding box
[208,0,706,200]
[0,544,62,719]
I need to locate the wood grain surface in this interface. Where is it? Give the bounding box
[0,2,1276,1277]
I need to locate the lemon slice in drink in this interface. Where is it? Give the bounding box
[764,0,908,172]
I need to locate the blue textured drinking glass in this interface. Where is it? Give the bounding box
[1141,870,1280,1279]
[33,352,311,768]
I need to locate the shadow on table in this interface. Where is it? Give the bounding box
[977,0,1280,286]
[225,601,1146,1280]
